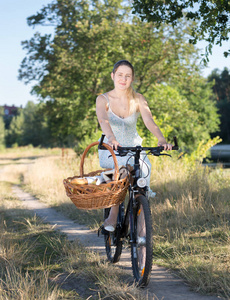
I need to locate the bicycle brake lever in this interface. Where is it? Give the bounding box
[108,153,125,158]
[119,152,128,157]
[150,150,161,156]
[108,150,128,158]
[152,153,160,156]
[117,149,129,156]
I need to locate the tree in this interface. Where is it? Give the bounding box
[0,107,5,148]
[6,109,24,146]
[208,68,230,102]
[19,0,220,150]
[132,0,230,61]
[173,73,220,146]
[208,68,230,142]
[138,81,219,151]
[6,101,53,147]
[22,101,53,147]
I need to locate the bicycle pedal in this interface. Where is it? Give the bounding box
[98,225,109,236]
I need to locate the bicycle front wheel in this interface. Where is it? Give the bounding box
[130,194,153,287]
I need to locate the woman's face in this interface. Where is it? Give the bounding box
[111,65,133,90]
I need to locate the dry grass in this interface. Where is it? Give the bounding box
[22,152,104,227]
[0,145,64,159]
[148,156,230,298]
[1,146,230,298]
[0,148,152,300]
[0,181,63,299]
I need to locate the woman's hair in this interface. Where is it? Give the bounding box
[112,60,135,77]
[112,60,138,114]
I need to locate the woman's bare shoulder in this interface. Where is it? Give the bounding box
[135,93,147,106]
[96,91,114,101]
[96,94,109,112]
[96,94,107,103]
[136,93,146,100]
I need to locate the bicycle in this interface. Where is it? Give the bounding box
[98,134,178,287]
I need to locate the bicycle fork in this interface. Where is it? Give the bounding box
[129,189,138,257]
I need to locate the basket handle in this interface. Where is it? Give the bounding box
[80,141,120,181]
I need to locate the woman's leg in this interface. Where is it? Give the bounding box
[104,205,119,231]
[106,205,119,223]
[140,153,151,187]
[140,154,156,198]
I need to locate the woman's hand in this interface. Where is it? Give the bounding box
[158,139,173,150]
[108,136,121,150]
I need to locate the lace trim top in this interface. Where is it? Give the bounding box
[101,93,142,147]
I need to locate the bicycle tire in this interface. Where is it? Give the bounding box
[130,194,153,287]
[104,207,123,263]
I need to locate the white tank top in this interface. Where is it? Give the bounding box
[101,93,142,147]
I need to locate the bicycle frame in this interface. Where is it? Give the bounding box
[99,133,178,238]
[119,154,148,241]
[99,134,178,286]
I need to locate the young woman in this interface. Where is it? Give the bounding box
[96,60,172,231]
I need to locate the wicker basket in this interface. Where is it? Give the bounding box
[63,141,129,210]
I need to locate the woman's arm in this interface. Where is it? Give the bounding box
[138,94,172,150]
[96,95,121,149]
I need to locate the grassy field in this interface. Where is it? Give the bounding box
[0,147,148,299]
[0,146,230,299]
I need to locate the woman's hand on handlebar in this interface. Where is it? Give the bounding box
[108,136,121,150]
[158,138,173,150]
[160,143,173,150]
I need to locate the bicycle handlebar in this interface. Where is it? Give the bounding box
[98,134,179,155]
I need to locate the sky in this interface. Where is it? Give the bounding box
[0,1,229,108]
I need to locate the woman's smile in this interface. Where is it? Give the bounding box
[111,65,133,90]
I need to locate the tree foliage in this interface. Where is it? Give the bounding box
[138,80,219,151]
[208,68,230,143]
[132,0,230,61]
[6,108,24,146]
[18,0,220,151]
[0,107,5,148]
[6,101,53,147]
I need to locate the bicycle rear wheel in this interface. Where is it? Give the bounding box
[104,207,123,263]
[130,194,153,287]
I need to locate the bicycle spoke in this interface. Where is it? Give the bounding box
[137,205,146,270]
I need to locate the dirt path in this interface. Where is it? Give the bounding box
[12,185,221,300]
